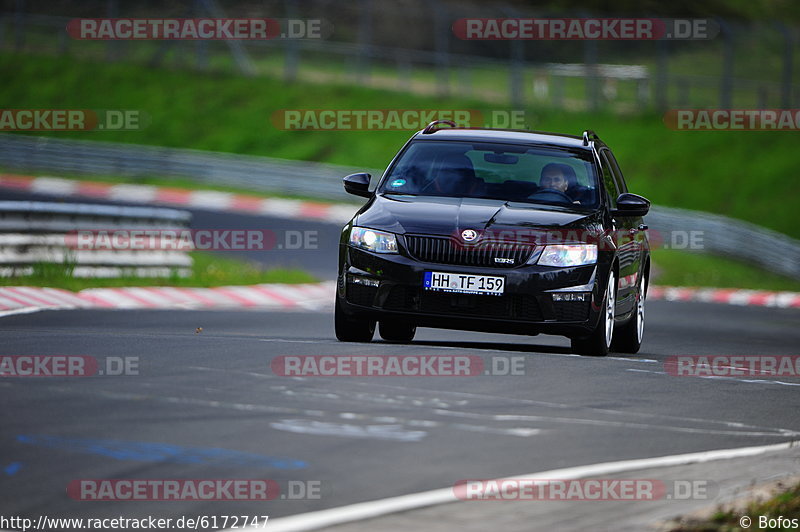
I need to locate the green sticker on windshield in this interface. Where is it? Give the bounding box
[390,179,406,187]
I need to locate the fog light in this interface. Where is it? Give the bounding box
[349,275,380,287]
[552,292,588,302]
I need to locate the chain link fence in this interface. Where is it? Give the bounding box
[3,0,799,112]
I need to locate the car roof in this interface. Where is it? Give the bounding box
[411,128,597,149]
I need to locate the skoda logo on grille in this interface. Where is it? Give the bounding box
[461,229,478,242]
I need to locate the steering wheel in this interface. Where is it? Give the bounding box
[528,188,574,204]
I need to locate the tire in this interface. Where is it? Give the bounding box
[334,296,375,342]
[379,321,416,343]
[571,271,616,357]
[612,273,646,354]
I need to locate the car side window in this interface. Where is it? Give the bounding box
[604,150,628,193]
[599,150,619,208]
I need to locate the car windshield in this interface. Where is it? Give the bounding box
[379,140,600,208]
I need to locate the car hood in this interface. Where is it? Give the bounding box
[355,195,602,239]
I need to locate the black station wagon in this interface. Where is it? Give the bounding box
[335,121,650,356]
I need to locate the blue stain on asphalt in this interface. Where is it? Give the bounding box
[16,435,305,470]
[4,462,22,475]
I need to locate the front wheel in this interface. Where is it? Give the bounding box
[571,271,616,357]
[335,297,375,342]
[612,273,646,354]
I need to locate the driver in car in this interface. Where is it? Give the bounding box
[529,163,581,204]
[539,163,571,193]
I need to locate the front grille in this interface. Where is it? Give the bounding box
[383,285,544,321]
[384,285,416,311]
[512,295,544,321]
[404,235,534,268]
[420,291,513,317]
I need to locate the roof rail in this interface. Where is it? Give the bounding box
[422,120,457,134]
[582,130,600,146]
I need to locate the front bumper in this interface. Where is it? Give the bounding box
[338,246,609,336]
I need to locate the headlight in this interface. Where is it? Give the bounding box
[536,244,597,267]
[349,227,398,254]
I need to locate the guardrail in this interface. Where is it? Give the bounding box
[0,134,374,202]
[1,134,798,279]
[0,200,193,278]
[645,206,800,279]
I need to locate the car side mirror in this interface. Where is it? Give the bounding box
[343,173,372,198]
[612,193,650,217]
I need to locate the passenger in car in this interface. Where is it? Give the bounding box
[430,155,484,195]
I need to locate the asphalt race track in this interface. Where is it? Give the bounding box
[1,191,799,530]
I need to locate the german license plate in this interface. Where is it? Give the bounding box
[423,271,504,296]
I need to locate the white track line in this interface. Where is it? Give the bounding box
[236,440,799,532]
